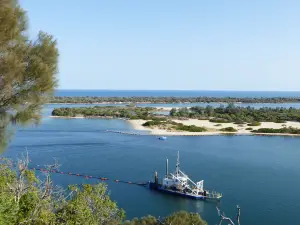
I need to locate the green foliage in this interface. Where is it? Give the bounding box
[56,184,125,225]
[52,106,156,120]
[142,120,164,127]
[247,121,261,126]
[170,105,300,124]
[170,108,177,116]
[142,119,207,132]
[220,127,237,132]
[0,0,59,152]
[0,159,208,225]
[0,159,124,225]
[209,118,230,123]
[50,96,300,104]
[124,211,206,225]
[175,124,207,132]
[164,211,206,225]
[124,216,158,225]
[0,161,56,225]
[246,127,253,130]
[252,127,300,134]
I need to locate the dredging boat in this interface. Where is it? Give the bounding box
[148,151,222,200]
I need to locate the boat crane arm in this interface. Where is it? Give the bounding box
[179,170,204,191]
[179,170,197,186]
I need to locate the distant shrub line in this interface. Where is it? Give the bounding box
[50,96,300,104]
[170,104,300,123]
[51,106,157,119]
[252,127,300,134]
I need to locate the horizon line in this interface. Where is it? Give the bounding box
[55,89,300,92]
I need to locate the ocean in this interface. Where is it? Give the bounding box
[55,89,300,98]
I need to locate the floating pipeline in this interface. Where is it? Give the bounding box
[105,130,147,136]
[30,167,148,186]
[0,157,147,186]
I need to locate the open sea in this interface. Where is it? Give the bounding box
[2,90,300,225]
[55,89,300,98]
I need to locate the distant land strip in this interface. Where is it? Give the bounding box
[49,96,300,104]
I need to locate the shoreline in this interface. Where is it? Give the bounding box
[49,115,127,119]
[126,119,300,137]
[49,116,300,137]
[46,101,300,105]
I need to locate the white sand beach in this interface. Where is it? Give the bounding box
[127,119,300,136]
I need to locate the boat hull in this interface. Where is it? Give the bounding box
[148,182,206,200]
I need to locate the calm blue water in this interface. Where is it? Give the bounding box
[55,89,300,98]
[2,103,300,225]
[3,90,300,224]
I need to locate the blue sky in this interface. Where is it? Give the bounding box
[21,0,300,91]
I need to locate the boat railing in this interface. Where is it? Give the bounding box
[207,190,222,200]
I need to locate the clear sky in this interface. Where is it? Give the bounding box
[21,0,300,91]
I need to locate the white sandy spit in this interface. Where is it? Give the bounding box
[127,119,300,136]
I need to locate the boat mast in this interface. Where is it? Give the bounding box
[166,158,168,178]
[175,151,180,176]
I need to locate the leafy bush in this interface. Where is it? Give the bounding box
[175,125,207,132]
[142,120,164,127]
[124,211,207,225]
[252,127,300,134]
[247,121,261,126]
[234,120,246,124]
[246,127,253,130]
[209,118,230,123]
[220,127,237,132]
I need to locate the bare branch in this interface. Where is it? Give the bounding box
[216,205,237,225]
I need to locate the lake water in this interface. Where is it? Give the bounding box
[2,91,300,225]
